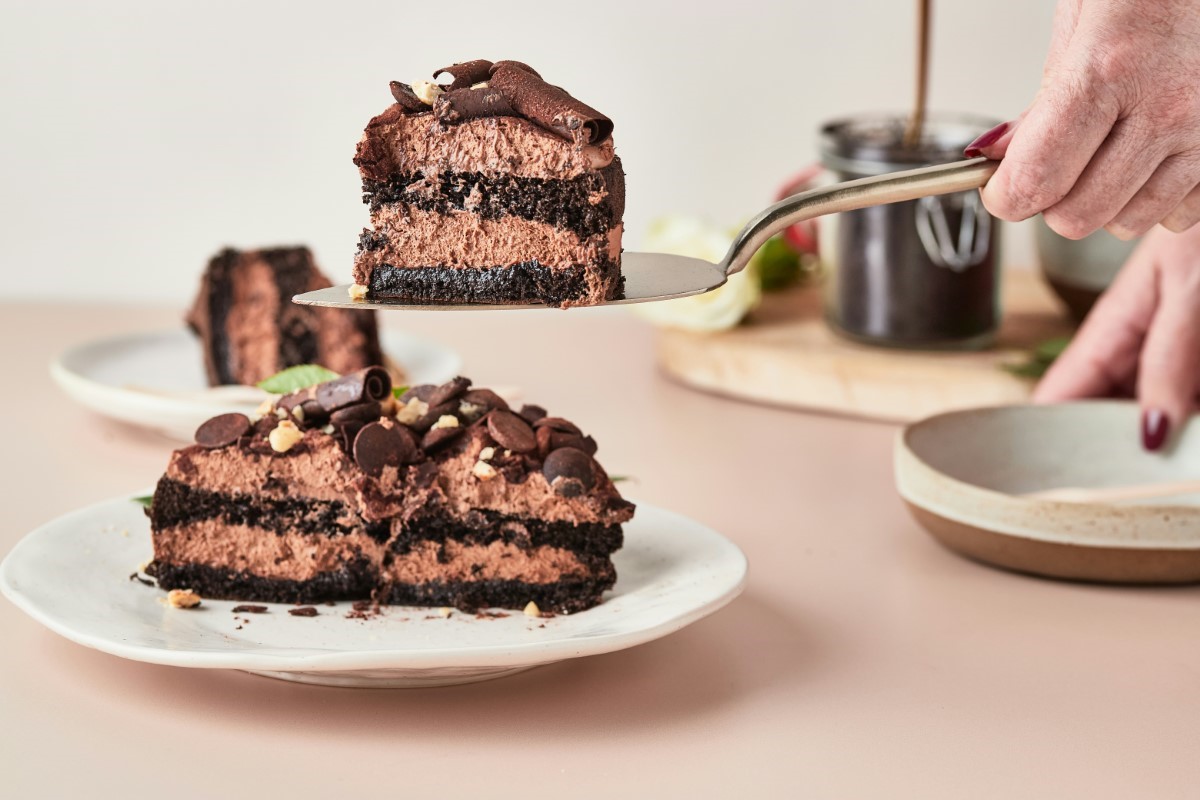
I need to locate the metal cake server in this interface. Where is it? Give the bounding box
[293,156,999,311]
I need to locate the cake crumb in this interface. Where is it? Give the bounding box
[289,606,319,617]
[231,605,268,614]
[523,601,541,618]
[166,589,202,609]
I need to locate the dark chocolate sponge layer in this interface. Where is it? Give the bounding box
[383,575,616,615]
[361,158,625,239]
[366,260,624,308]
[148,560,378,605]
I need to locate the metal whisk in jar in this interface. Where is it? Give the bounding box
[819,113,1002,349]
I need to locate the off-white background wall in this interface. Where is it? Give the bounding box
[0,0,1052,303]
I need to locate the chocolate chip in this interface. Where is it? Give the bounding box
[536,425,554,459]
[542,447,597,496]
[427,376,472,407]
[330,401,382,426]
[195,413,251,449]
[232,605,268,614]
[289,607,319,617]
[388,81,428,112]
[353,422,414,477]
[549,431,598,456]
[533,416,582,436]
[421,425,465,452]
[486,409,537,453]
[518,404,547,423]
[462,388,510,413]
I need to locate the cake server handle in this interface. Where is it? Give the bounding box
[719,156,1000,276]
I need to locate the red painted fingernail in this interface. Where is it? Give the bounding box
[1142,409,1170,452]
[964,121,1010,158]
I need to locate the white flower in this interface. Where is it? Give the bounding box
[628,215,761,332]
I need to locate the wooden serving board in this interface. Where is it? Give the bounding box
[655,269,1075,423]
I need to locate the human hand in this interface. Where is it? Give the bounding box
[965,0,1200,240]
[1034,223,1200,450]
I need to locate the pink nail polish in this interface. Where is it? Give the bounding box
[964,121,1010,158]
[1142,409,1170,452]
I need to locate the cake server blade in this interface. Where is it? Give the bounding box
[292,252,726,311]
[292,157,998,312]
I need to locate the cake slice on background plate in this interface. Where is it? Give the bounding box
[352,59,624,308]
[147,368,633,613]
[187,246,388,386]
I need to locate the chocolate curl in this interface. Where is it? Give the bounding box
[488,64,612,145]
[432,60,494,91]
[434,86,517,125]
[389,81,428,112]
[489,60,542,80]
[315,367,392,412]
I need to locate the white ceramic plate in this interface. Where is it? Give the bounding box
[0,494,747,688]
[50,329,462,441]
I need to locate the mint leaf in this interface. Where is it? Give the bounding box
[1003,336,1072,380]
[755,235,802,291]
[256,365,339,394]
[392,385,410,399]
[132,495,153,509]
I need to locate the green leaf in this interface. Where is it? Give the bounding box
[392,385,410,399]
[755,236,803,292]
[1002,335,1073,380]
[256,365,339,394]
[132,495,153,509]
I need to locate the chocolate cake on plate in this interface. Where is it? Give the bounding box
[188,246,386,386]
[351,59,624,308]
[147,368,633,613]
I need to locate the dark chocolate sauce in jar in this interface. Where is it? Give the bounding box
[820,113,1002,350]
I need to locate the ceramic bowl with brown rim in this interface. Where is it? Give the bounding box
[895,402,1200,584]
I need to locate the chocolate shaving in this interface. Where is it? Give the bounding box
[128,572,155,587]
[434,86,517,126]
[488,64,611,144]
[489,60,541,79]
[432,60,494,91]
[389,81,428,112]
[316,367,391,412]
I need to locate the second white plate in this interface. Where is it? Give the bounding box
[50,328,462,441]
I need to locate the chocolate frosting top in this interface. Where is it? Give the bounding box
[388,59,612,146]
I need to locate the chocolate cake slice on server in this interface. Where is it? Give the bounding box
[188,246,385,386]
[351,59,625,308]
[147,369,634,613]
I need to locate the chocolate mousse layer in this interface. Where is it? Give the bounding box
[188,246,385,386]
[148,370,634,613]
[351,61,624,309]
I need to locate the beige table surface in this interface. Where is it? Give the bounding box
[2,302,1198,799]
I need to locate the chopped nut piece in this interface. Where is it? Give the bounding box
[275,407,289,419]
[167,589,201,609]
[269,419,304,453]
[523,601,541,618]
[438,607,453,618]
[321,423,335,435]
[431,414,460,430]
[380,395,400,417]
[459,400,484,420]
[473,460,498,480]
[411,79,443,104]
[348,283,369,301]
[396,397,429,425]
[255,399,274,417]
[478,446,496,461]
[470,81,489,89]
[291,404,306,422]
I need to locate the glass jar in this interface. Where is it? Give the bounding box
[819,112,1002,350]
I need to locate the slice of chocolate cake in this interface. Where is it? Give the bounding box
[147,369,633,613]
[188,246,386,386]
[352,59,625,308]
